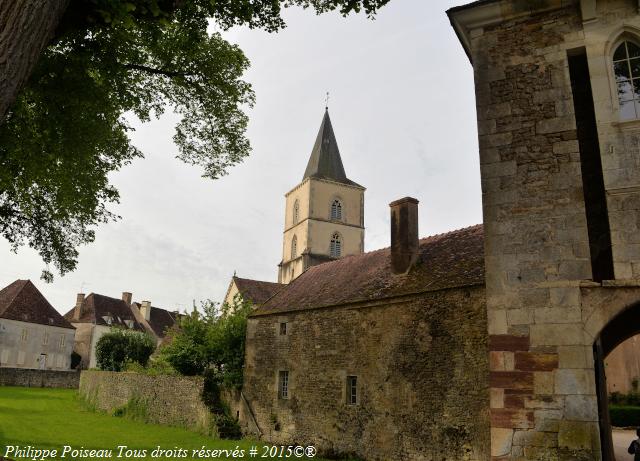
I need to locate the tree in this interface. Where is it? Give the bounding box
[95,328,155,371]
[159,295,252,386]
[0,0,390,281]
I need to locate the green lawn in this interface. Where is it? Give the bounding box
[0,387,326,460]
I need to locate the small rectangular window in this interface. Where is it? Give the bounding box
[347,376,357,405]
[42,332,49,345]
[59,335,66,349]
[20,329,28,342]
[279,322,287,335]
[279,370,289,399]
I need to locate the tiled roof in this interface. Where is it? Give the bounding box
[131,302,179,338]
[233,277,284,306]
[63,293,145,331]
[255,224,484,315]
[0,280,74,329]
[303,109,363,188]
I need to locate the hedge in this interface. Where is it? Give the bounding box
[610,405,640,427]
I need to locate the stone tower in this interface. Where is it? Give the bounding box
[278,109,365,284]
[448,1,640,459]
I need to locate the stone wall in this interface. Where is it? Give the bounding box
[79,371,213,434]
[0,368,79,388]
[243,286,489,461]
[449,0,640,459]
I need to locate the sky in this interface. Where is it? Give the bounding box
[0,0,482,315]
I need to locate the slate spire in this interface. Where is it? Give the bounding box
[303,109,358,186]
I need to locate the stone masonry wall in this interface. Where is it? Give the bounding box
[0,368,79,388]
[464,0,640,459]
[243,286,489,461]
[79,371,213,434]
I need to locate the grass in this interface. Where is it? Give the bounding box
[0,387,328,460]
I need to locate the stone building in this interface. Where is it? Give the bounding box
[223,276,283,307]
[447,0,640,459]
[277,109,365,284]
[64,291,179,368]
[243,199,491,460]
[0,280,75,370]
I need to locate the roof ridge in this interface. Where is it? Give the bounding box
[2,280,29,315]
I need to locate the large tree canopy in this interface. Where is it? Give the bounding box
[0,0,389,281]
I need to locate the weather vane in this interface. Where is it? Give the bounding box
[325,91,330,109]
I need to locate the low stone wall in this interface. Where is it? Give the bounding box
[79,371,214,434]
[0,367,80,388]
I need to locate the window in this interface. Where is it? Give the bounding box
[347,376,357,405]
[59,334,66,350]
[279,371,289,399]
[291,235,298,259]
[330,232,342,258]
[293,200,300,224]
[331,199,343,220]
[20,329,28,342]
[613,40,640,120]
[279,322,287,335]
[42,332,49,346]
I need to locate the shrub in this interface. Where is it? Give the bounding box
[95,329,155,372]
[610,405,640,427]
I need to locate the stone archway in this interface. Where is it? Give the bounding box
[582,286,640,461]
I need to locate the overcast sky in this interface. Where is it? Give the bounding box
[0,0,481,314]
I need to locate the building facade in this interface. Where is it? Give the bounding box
[278,109,365,284]
[0,280,75,370]
[244,199,491,460]
[448,0,640,459]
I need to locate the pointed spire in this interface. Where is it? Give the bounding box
[303,109,358,186]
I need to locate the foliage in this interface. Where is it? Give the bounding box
[159,295,252,386]
[610,404,640,427]
[95,328,155,371]
[1,0,389,281]
[112,396,149,421]
[610,391,640,406]
[124,356,179,375]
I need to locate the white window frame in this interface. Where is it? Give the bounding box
[612,39,640,121]
[330,232,342,258]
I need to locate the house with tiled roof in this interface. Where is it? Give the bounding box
[223,276,283,307]
[0,280,75,370]
[63,291,179,369]
[241,196,490,459]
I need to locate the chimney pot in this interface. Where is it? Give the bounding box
[140,300,151,321]
[73,293,85,321]
[389,197,419,274]
[121,292,132,305]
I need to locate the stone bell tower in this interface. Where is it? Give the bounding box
[278,109,365,284]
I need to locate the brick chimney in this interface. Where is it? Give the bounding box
[390,197,419,274]
[73,293,85,321]
[140,300,151,321]
[121,292,132,305]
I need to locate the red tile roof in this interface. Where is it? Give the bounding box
[233,277,284,305]
[0,280,74,329]
[254,225,484,315]
[63,293,145,331]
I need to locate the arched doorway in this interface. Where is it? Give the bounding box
[594,302,640,461]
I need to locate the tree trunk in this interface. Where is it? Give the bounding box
[0,0,69,122]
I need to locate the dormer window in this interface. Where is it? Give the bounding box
[330,232,342,258]
[613,40,640,120]
[331,199,343,220]
[125,320,134,329]
[102,315,113,325]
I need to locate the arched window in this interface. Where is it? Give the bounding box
[613,40,640,120]
[293,200,300,224]
[330,232,342,258]
[331,199,342,221]
[291,235,297,259]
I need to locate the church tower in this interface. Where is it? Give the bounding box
[278,109,365,284]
